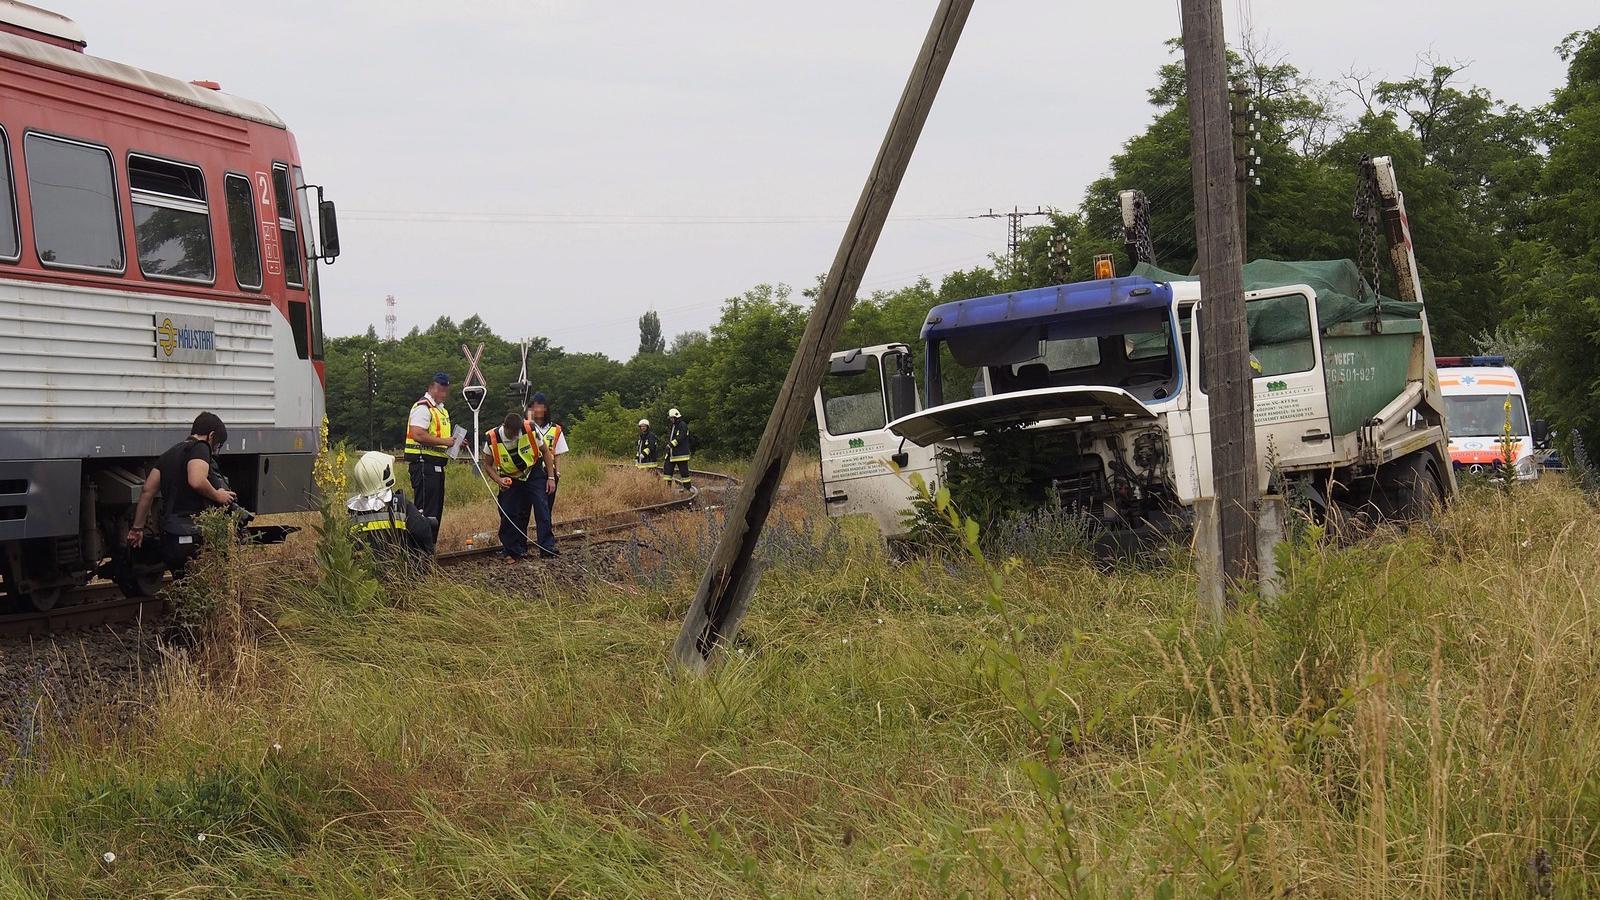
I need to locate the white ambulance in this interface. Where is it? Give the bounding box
[1437,356,1546,481]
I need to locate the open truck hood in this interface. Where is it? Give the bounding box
[888,386,1156,446]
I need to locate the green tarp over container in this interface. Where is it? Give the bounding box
[1131,258,1421,346]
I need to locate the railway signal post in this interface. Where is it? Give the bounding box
[460,343,488,471]
[673,0,975,673]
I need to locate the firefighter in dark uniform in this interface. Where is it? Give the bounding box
[348,451,436,560]
[405,372,454,528]
[635,418,661,470]
[662,407,693,491]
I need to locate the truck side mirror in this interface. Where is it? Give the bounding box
[318,200,341,261]
[1533,418,1550,447]
[888,372,918,422]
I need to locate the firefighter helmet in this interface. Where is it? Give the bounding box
[352,451,397,496]
[637,418,649,427]
[668,408,681,419]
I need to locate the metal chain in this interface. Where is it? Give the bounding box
[1132,191,1156,265]
[1132,194,1158,264]
[1352,175,1381,299]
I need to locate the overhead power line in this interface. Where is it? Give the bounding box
[339,209,983,226]
[971,206,1052,260]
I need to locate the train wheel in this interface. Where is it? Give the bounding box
[115,572,166,598]
[25,584,63,611]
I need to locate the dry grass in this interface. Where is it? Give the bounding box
[3,467,1598,897]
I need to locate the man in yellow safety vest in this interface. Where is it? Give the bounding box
[404,372,454,527]
[481,411,557,562]
[526,392,568,517]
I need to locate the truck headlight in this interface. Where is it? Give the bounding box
[1517,456,1538,478]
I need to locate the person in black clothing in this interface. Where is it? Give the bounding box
[127,412,237,575]
[662,408,693,491]
[635,419,660,470]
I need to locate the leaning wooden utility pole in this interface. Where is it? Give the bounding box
[1182,0,1257,602]
[674,0,975,673]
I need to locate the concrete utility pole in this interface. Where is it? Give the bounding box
[1182,0,1257,598]
[674,0,975,673]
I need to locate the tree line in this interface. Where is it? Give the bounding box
[325,30,1600,459]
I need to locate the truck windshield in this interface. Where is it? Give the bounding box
[1446,394,1530,438]
[983,325,1177,401]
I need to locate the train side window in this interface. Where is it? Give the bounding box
[24,133,123,272]
[271,164,302,289]
[292,165,324,359]
[128,154,213,283]
[224,173,262,290]
[0,126,17,261]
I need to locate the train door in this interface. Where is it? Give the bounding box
[1188,286,1333,493]
[814,344,938,536]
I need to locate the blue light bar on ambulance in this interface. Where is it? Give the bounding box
[1436,355,1507,368]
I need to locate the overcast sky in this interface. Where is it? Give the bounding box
[72,0,1595,359]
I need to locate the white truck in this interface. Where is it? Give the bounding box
[813,156,1457,541]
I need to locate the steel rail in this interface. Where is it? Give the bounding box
[436,467,737,566]
[1,468,739,632]
[0,585,166,638]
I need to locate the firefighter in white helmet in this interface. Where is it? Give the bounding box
[635,418,661,469]
[662,407,693,491]
[348,451,437,559]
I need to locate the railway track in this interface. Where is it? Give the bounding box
[435,467,738,565]
[0,467,739,636]
[0,584,166,638]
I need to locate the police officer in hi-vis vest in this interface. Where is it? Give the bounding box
[404,372,454,527]
[526,392,568,517]
[482,411,558,562]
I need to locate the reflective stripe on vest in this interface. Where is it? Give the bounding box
[350,506,402,533]
[488,421,540,479]
[533,421,562,450]
[404,399,451,459]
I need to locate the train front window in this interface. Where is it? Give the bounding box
[128,154,213,282]
[272,164,302,289]
[0,126,16,261]
[224,174,262,291]
[25,133,123,272]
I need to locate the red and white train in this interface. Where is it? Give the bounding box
[0,2,335,607]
